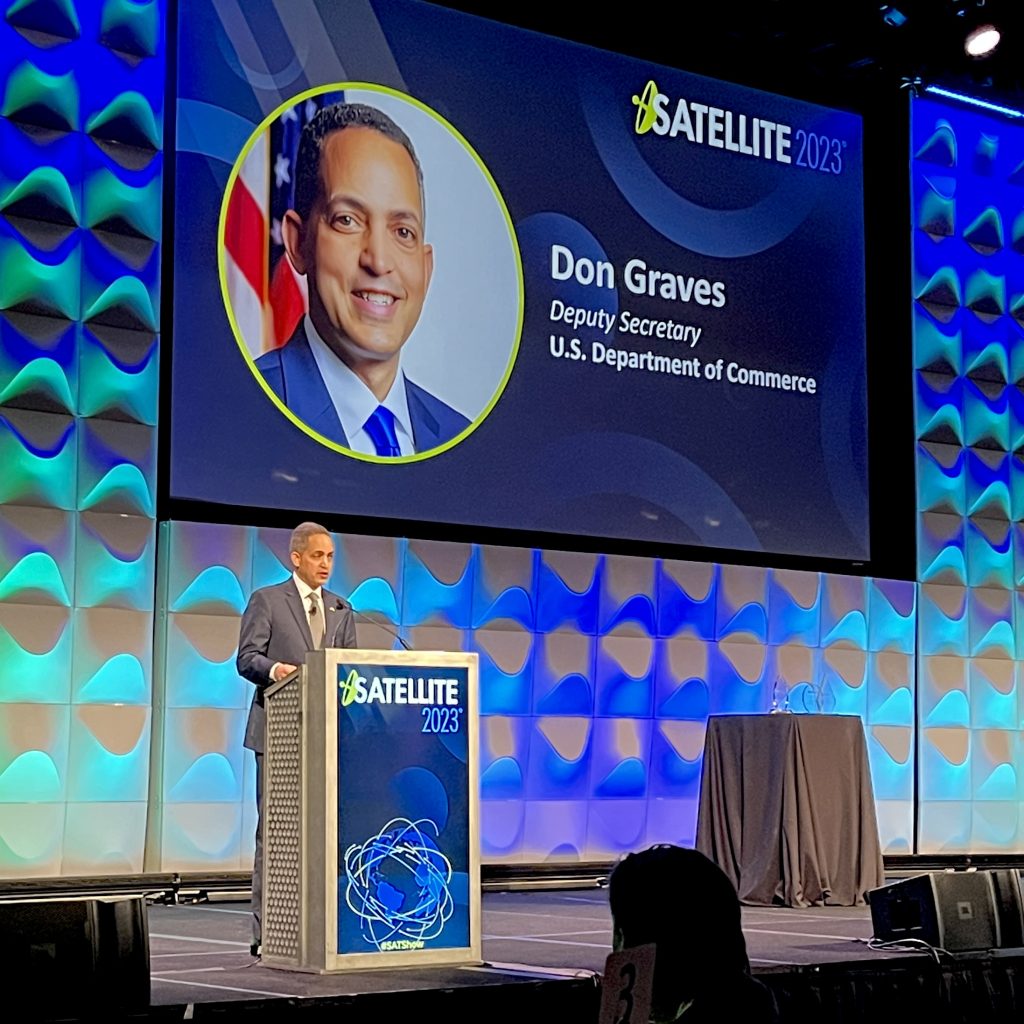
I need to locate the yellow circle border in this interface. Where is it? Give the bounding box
[218,82,525,464]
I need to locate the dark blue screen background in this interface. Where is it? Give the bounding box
[171,0,868,560]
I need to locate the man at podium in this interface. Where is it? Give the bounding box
[237,521,357,955]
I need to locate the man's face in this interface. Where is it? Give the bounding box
[290,533,334,590]
[291,127,433,367]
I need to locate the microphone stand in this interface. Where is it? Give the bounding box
[346,605,413,651]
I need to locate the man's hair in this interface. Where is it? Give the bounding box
[293,101,425,222]
[608,845,750,991]
[289,522,331,554]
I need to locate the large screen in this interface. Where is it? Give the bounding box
[170,0,868,560]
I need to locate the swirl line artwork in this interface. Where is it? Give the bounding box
[344,817,455,950]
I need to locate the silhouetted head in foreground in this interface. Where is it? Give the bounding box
[608,845,778,1023]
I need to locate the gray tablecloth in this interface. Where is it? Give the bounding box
[695,714,884,907]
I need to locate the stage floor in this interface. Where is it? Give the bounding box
[148,889,910,1005]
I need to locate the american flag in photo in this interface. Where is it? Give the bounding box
[224,90,345,358]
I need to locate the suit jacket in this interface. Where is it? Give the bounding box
[254,324,470,451]
[236,579,357,752]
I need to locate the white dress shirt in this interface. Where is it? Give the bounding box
[291,571,324,638]
[269,572,325,681]
[304,315,414,456]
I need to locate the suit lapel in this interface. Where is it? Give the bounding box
[405,379,442,451]
[280,327,350,446]
[324,592,339,647]
[282,580,314,649]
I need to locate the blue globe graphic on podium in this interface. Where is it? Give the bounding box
[344,818,454,949]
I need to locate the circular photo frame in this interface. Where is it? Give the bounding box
[219,82,523,462]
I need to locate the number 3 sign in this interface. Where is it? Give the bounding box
[598,943,655,1024]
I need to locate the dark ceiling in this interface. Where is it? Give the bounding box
[436,0,1024,112]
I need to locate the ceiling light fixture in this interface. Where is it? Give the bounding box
[964,22,1001,57]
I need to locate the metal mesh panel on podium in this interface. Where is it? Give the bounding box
[263,669,303,965]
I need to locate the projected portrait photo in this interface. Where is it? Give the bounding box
[220,84,522,462]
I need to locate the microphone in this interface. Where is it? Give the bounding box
[339,602,412,652]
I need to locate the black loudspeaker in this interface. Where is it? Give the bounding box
[0,896,149,1017]
[990,869,1024,947]
[869,871,1024,952]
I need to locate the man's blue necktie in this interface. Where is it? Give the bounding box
[364,405,401,457]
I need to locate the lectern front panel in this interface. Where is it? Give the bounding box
[336,661,472,957]
[263,649,479,972]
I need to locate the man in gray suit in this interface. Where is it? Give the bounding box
[236,521,357,955]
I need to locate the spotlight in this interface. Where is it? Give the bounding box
[964,22,1000,57]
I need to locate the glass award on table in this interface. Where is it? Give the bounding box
[795,675,835,714]
[813,675,836,714]
[768,677,791,714]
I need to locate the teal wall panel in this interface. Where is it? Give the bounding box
[0,0,163,875]
[913,94,1024,853]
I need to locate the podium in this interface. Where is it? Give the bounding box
[261,648,480,972]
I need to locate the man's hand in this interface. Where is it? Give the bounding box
[273,663,298,682]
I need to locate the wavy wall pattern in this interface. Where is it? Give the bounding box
[150,522,916,868]
[0,0,163,875]
[913,95,1024,853]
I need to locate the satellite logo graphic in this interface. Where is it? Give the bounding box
[339,668,363,707]
[344,817,455,951]
[632,79,661,135]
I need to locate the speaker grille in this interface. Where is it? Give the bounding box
[870,871,1002,952]
[990,870,1024,948]
[265,678,302,962]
